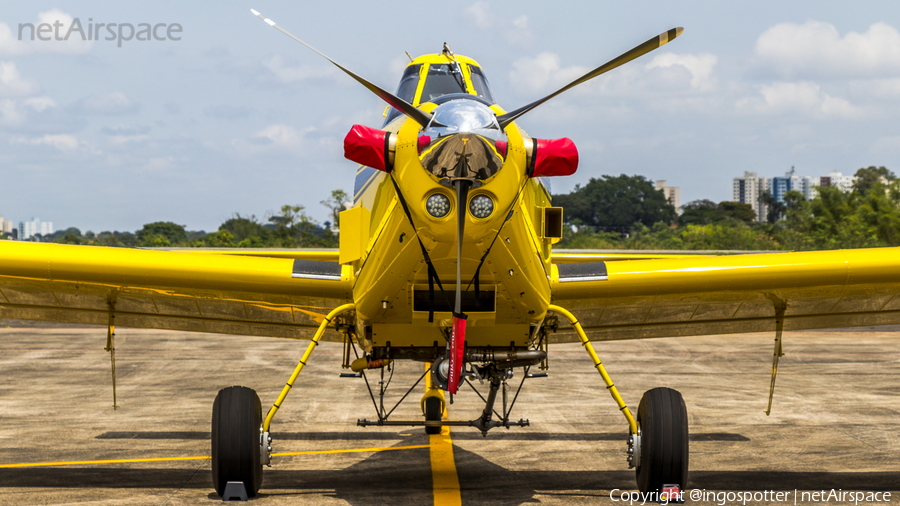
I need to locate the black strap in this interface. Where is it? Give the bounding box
[388,174,450,322]
[466,178,529,302]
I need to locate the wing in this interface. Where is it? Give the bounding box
[0,242,352,341]
[549,248,900,343]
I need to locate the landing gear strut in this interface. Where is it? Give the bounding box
[547,305,690,495]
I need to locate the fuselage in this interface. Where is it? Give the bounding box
[343,54,560,353]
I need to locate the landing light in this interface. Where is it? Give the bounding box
[469,195,494,219]
[426,194,451,218]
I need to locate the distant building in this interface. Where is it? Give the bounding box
[732,171,767,222]
[772,166,812,203]
[655,180,680,213]
[0,216,14,235]
[809,171,855,195]
[18,217,53,240]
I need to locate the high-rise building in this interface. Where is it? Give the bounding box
[18,217,53,241]
[655,181,680,213]
[772,167,812,203]
[0,216,14,235]
[733,171,767,222]
[809,171,855,195]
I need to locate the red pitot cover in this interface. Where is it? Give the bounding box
[344,124,389,172]
[532,137,578,177]
[448,313,467,394]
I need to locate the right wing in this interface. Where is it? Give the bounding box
[549,247,900,343]
[0,242,352,341]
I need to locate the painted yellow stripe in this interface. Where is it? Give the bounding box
[0,445,430,469]
[430,426,461,506]
[0,456,210,468]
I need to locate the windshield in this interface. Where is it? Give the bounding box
[384,64,422,126]
[420,64,468,103]
[469,66,494,103]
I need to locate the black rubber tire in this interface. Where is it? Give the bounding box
[635,387,689,494]
[424,396,443,435]
[212,386,263,498]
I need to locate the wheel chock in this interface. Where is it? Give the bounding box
[222,481,248,501]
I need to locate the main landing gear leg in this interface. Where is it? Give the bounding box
[548,305,689,497]
[421,362,446,435]
[210,303,356,499]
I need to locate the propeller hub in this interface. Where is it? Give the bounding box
[425,99,501,139]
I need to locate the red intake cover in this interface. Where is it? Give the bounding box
[532,137,578,177]
[448,313,467,394]
[344,124,390,172]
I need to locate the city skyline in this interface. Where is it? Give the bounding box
[2,2,899,232]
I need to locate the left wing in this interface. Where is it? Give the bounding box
[549,247,900,342]
[0,242,352,341]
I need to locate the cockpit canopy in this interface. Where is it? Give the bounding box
[384,55,495,126]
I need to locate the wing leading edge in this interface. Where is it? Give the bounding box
[0,242,352,341]
[549,248,900,343]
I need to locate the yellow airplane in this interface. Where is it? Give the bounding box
[2,8,900,500]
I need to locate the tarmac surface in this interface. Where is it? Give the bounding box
[0,325,898,505]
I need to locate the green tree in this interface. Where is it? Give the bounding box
[320,189,349,230]
[205,230,236,247]
[759,191,786,224]
[678,200,722,226]
[717,201,757,223]
[137,234,171,247]
[553,174,676,230]
[220,214,268,243]
[136,222,186,245]
[853,166,896,196]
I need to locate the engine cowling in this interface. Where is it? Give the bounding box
[526,137,578,177]
[344,124,396,172]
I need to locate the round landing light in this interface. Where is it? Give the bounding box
[469,195,494,219]
[426,193,451,218]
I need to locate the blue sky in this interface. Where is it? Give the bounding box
[2,1,899,232]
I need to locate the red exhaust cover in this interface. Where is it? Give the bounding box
[344,124,390,172]
[531,137,578,177]
[448,313,467,394]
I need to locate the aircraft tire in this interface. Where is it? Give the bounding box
[424,396,443,435]
[212,386,263,498]
[635,387,689,494]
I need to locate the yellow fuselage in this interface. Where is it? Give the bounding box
[342,60,556,351]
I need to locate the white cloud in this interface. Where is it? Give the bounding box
[646,53,717,91]
[0,10,94,56]
[465,1,493,29]
[0,62,39,96]
[849,77,900,100]
[262,55,337,83]
[736,81,863,119]
[74,92,137,115]
[23,96,56,111]
[756,21,900,78]
[232,124,339,157]
[11,133,81,152]
[508,52,588,95]
[463,2,533,45]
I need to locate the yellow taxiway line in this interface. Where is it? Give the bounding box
[0,445,430,469]
[430,425,462,506]
[0,431,464,506]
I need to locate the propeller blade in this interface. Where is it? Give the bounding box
[497,27,684,129]
[250,9,434,128]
